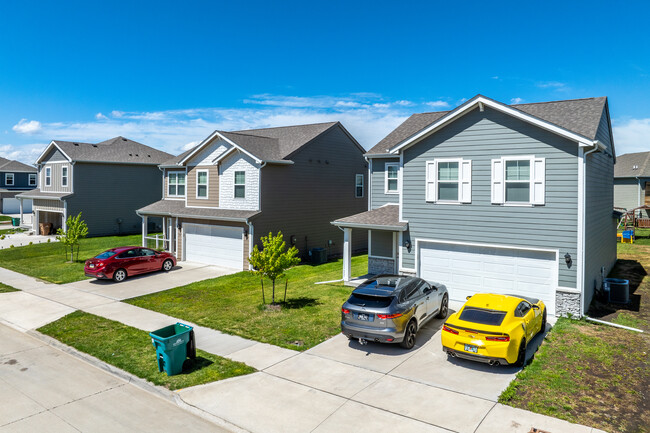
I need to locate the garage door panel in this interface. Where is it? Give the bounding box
[185,223,243,270]
[419,241,556,315]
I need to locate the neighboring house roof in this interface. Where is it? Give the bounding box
[137,199,259,222]
[614,151,650,178]
[173,121,361,166]
[331,204,407,231]
[0,157,36,173]
[36,137,173,165]
[367,95,609,155]
[15,189,72,200]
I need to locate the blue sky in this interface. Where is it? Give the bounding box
[1,0,649,163]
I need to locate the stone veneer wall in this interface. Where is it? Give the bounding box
[556,291,581,318]
[368,257,395,275]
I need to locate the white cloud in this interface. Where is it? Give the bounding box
[395,100,413,106]
[536,81,568,91]
[111,110,125,118]
[613,118,650,155]
[510,97,524,104]
[183,140,201,151]
[95,112,108,120]
[12,119,42,134]
[425,100,450,109]
[0,143,46,164]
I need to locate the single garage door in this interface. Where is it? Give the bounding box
[184,223,244,270]
[2,198,32,214]
[418,241,557,315]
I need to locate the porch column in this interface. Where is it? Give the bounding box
[162,217,167,251]
[141,215,148,247]
[343,227,352,282]
[19,199,23,225]
[34,210,39,233]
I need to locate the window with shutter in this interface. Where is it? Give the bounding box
[492,156,545,205]
[425,158,471,203]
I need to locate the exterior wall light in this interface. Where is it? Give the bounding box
[564,252,572,267]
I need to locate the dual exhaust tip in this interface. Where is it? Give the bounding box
[448,350,499,366]
[354,337,380,345]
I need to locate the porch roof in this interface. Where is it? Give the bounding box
[15,189,71,200]
[331,204,407,231]
[137,199,259,222]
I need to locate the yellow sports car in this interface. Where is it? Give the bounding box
[441,293,546,367]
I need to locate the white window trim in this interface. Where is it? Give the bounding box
[61,166,68,187]
[168,171,186,198]
[44,167,51,187]
[5,173,14,186]
[196,169,209,200]
[28,173,36,186]
[385,163,399,194]
[425,158,472,204]
[355,174,364,198]
[234,170,246,199]
[491,155,545,206]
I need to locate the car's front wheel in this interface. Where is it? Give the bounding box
[162,259,174,272]
[514,339,527,367]
[437,294,449,319]
[400,320,417,350]
[113,268,127,282]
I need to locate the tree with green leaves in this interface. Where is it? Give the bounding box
[249,231,300,305]
[56,212,89,262]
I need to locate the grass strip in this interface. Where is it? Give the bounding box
[0,282,19,293]
[38,311,256,390]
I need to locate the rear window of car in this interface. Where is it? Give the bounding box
[459,307,507,326]
[348,293,394,308]
[95,251,117,259]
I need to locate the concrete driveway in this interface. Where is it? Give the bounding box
[67,262,238,300]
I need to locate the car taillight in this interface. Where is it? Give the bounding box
[376,313,403,319]
[486,335,510,342]
[342,308,350,314]
[443,325,459,335]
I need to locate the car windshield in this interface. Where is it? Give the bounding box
[348,293,394,308]
[94,251,117,260]
[459,307,507,326]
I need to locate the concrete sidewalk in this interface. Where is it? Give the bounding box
[0,267,607,433]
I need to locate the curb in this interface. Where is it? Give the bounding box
[25,329,250,433]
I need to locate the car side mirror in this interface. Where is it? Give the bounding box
[532,305,540,310]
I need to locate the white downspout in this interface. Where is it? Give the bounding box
[247,220,254,270]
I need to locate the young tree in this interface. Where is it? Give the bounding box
[56,212,89,262]
[249,231,300,305]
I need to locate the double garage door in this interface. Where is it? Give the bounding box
[184,223,244,270]
[2,198,32,214]
[418,241,557,315]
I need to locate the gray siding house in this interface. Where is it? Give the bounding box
[137,122,368,271]
[333,95,617,317]
[0,157,37,214]
[613,151,650,216]
[17,137,172,236]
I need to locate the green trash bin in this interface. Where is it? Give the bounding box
[11,217,20,227]
[150,323,193,376]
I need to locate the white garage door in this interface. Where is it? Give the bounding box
[2,198,32,214]
[184,223,244,270]
[418,241,557,315]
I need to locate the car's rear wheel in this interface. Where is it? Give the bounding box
[162,259,174,272]
[437,294,449,319]
[400,320,417,350]
[514,339,526,367]
[113,268,127,282]
[538,308,547,335]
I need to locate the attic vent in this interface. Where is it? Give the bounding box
[129,153,133,156]
[121,137,127,141]
[633,164,639,170]
[135,154,139,157]
[73,142,79,146]
[91,144,97,147]
[147,154,151,157]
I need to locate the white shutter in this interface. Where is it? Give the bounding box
[531,157,546,205]
[491,158,504,204]
[426,161,437,202]
[460,160,472,203]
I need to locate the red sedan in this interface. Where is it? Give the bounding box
[84,246,176,282]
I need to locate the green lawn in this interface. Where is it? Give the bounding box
[127,255,369,351]
[38,311,256,390]
[0,282,19,293]
[0,234,142,284]
[0,215,11,222]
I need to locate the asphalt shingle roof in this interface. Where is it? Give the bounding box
[367,96,608,155]
[137,199,259,221]
[0,157,36,172]
[15,189,72,200]
[331,204,407,230]
[614,151,650,178]
[50,137,173,165]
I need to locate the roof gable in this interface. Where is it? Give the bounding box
[614,151,650,178]
[36,137,172,165]
[367,95,609,156]
[0,158,36,172]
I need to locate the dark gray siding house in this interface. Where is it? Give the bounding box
[613,151,650,217]
[0,157,37,214]
[333,95,617,317]
[137,122,368,271]
[17,137,172,236]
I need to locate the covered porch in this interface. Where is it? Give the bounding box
[331,204,408,282]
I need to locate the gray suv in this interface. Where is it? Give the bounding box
[341,275,449,349]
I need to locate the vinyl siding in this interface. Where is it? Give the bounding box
[254,125,368,260]
[369,158,400,209]
[41,147,68,163]
[176,218,249,269]
[40,163,72,193]
[614,178,643,210]
[219,153,259,211]
[33,199,64,212]
[400,106,579,289]
[186,165,219,207]
[67,162,163,236]
[0,172,36,189]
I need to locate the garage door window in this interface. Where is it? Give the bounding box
[234,171,245,198]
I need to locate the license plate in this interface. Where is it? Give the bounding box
[464,344,478,353]
[356,313,372,322]
[89,264,95,269]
